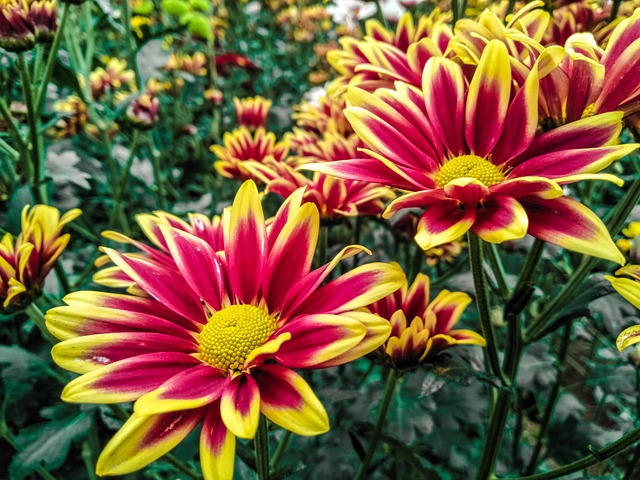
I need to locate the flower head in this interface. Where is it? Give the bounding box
[234,96,272,131]
[88,58,137,100]
[305,40,634,264]
[1,205,80,311]
[126,93,159,129]
[0,0,57,52]
[46,180,404,480]
[211,127,290,183]
[367,269,485,371]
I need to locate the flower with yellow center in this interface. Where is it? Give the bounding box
[46,180,405,480]
[304,40,634,264]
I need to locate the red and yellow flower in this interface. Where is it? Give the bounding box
[304,40,634,263]
[0,0,57,52]
[367,269,485,370]
[0,205,80,311]
[234,96,272,131]
[606,265,640,352]
[210,127,291,183]
[46,180,404,480]
[327,10,452,95]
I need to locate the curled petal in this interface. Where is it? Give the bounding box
[616,324,640,352]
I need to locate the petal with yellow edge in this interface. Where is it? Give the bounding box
[220,373,260,439]
[96,409,204,476]
[253,364,329,436]
[200,401,235,480]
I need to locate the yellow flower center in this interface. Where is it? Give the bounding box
[199,305,277,371]
[435,155,505,188]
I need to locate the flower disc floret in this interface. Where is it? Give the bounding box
[199,305,276,371]
[435,155,505,188]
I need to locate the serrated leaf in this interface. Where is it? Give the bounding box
[9,412,91,480]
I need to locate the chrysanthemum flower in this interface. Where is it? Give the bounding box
[210,126,291,183]
[606,265,640,351]
[539,9,640,127]
[0,0,57,52]
[327,10,452,95]
[163,52,208,77]
[88,58,137,100]
[542,0,609,47]
[46,181,404,480]
[126,93,159,129]
[264,163,395,219]
[292,94,353,136]
[234,96,272,131]
[0,205,80,311]
[367,269,485,371]
[304,40,634,263]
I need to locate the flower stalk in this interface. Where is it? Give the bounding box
[354,368,400,480]
[256,415,271,480]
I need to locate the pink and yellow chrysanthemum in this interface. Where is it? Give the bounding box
[539,9,640,127]
[265,163,395,219]
[542,0,609,47]
[305,40,635,263]
[367,269,485,370]
[210,127,291,183]
[46,180,405,480]
[234,96,272,131]
[606,265,640,352]
[327,11,452,95]
[0,205,80,311]
[292,94,353,137]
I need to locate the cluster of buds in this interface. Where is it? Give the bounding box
[126,92,159,129]
[0,0,57,52]
[0,205,80,312]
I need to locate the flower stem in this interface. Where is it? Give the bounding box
[467,233,504,383]
[270,430,292,469]
[17,53,46,204]
[525,322,573,474]
[25,303,58,344]
[509,423,640,480]
[35,3,71,112]
[525,175,640,343]
[255,415,271,480]
[354,368,400,480]
[164,453,203,480]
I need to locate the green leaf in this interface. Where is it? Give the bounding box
[0,345,48,403]
[133,0,155,15]
[9,412,91,479]
[161,0,190,16]
[188,12,212,39]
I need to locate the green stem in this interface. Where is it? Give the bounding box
[54,262,71,296]
[25,303,58,344]
[525,175,640,343]
[255,415,271,480]
[164,453,202,480]
[509,423,640,480]
[467,233,505,383]
[270,430,292,469]
[354,369,400,480]
[108,131,139,233]
[623,442,640,480]
[525,322,573,475]
[35,3,71,112]
[476,389,512,480]
[0,97,26,150]
[484,242,510,300]
[149,131,168,210]
[121,0,142,90]
[0,430,59,480]
[17,53,45,204]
